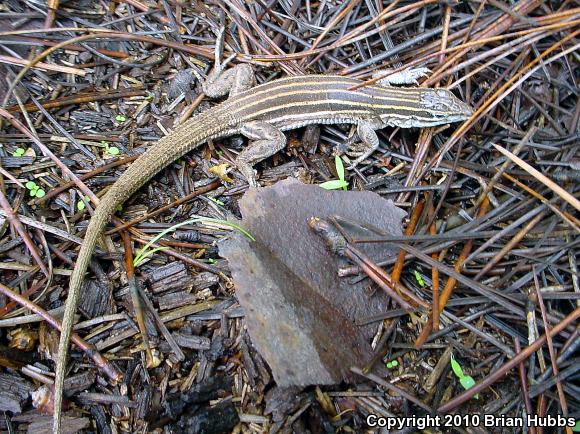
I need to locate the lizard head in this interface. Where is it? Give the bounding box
[374,87,473,128]
[418,88,473,125]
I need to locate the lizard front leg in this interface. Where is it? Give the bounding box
[236,121,287,187]
[345,68,431,169]
[372,66,431,86]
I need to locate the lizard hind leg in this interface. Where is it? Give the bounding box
[203,63,255,98]
[236,121,286,187]
[202,26,255,98]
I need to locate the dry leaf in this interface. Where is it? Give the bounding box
[220,179,405,386]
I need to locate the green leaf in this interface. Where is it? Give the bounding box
[133,216,255,267]
[77,195,90,211]
[133,246,168,267]
[319,180,349,190]
[335,155,345,181]
[25,181,37,190]
[460,375,475,390]
[13,148,25,157]
[115,114,126,122]
[196,216,256,242]
[450,354,465,378]
[450,354,478,397]
[414,270,425,287]
[106,146,120,156]
[29,186,41,197]
[572,420,580,432]
[207,196,225,206]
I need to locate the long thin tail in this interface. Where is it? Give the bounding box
[53,194,116,432]
[53,109,227,433]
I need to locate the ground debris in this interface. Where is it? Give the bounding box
[0,0,577,431]
[11,413,89,434]
[169,399,239,434]
[162,376,238,433]
[0,372,33,413]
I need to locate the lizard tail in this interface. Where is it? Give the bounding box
[53,194,117,433]
[52,109,230,433]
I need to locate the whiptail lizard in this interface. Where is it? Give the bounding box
[53,63,472,431]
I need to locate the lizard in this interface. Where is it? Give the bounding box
[53,50,473,432]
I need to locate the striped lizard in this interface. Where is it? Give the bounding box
[53,59,472,431]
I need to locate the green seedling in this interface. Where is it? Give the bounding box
[25,181,45,198]
[414,270,426,287]
[13,147,26,157]
[207,196,225,206]
[450,354,478,398]
[133,216,255,267]
[386,360,399,369]
[77,195,91,211]
[320,155,349,190]
[115,114,126,123]
[101,141,120,156]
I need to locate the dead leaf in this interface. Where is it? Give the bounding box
[208,163,233,183]
[219,179,406,386]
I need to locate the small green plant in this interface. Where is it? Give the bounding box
[77,195,91,211]
[450,354,478,398]
[386,360,399,369]
[414,270,425,287]
[101,141,120,156]
[133,217,255,267]
[572,420,579,432]
[207,196,225,206]
[115,114,126,123]
[25,181,45,198]
[13,147,26,157]
[320,155,349,190]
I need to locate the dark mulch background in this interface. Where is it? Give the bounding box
[0,1,578,433]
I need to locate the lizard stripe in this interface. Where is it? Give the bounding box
[228,89,423,119]
[220,76,424,111]
[237,98,437,124]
